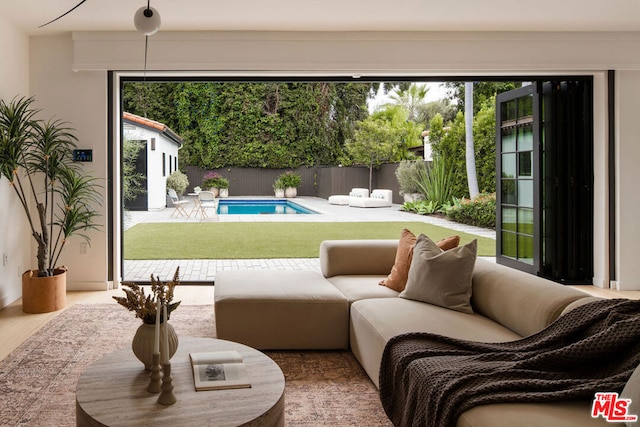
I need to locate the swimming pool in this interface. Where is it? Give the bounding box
[217,199,318,215]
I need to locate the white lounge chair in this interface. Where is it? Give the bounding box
[167,188,189,217]
[349,189,393,208]
[328,188,369,205]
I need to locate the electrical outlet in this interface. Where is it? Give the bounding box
[2,253,7,267]
[80,243,88,254]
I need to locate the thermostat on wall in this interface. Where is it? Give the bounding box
[73,149,93,162]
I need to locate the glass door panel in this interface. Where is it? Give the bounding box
[496,80,593,283]
[496,84,540,274]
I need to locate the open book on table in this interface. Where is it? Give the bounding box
[189,350,251,391]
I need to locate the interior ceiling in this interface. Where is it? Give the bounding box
[1,0,640,36]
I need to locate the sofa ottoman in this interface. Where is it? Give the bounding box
[214,270,349,350]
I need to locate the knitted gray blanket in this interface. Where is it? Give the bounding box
[379,298,640,427]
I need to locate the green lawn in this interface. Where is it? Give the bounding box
[124,222,495,260]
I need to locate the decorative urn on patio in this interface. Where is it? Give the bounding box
[277,171,302,198]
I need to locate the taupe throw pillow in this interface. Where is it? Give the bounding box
[399,234,477,314]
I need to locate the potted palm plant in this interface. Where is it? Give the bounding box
[0,97,102,313]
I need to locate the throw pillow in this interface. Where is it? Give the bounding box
[379,231,462,292]
[436,235,460,251]
[399,234,477,314]
[378,229,417,292]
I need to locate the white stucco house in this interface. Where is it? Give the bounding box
[122,112,183,211]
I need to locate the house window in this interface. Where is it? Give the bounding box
[169,155,173,174]
[162,153,166,177]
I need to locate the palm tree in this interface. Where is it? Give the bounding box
[465,82,480,198]
[381,83,430,122]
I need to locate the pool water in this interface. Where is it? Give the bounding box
[217,199,317,215]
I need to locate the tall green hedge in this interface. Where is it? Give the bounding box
[123,82,373,169]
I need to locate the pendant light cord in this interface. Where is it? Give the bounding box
[143,35,149,80]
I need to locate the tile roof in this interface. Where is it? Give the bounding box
[123,112,183,147]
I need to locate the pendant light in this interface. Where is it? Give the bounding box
[134,3,161,36]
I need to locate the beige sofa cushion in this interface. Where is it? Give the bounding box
[328,275,398,303]
[320,239,397,277]
[215,270,349,349]
[457,401,609,427]
[471,259,590,337]
[350,298,521,388]
[621,362,640,427]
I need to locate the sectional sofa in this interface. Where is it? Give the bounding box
[214,238,622,426]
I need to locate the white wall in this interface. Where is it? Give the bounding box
[0,13,31,308]
[16,29,640,293]
[615,71,640,290]
[30,34,109,292]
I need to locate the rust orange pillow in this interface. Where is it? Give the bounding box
[379,229,417,292]
[379,230,462,292]
[437,235,460,251]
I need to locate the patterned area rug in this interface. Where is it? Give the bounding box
[0,304,391,426]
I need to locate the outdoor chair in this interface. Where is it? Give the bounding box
[167,188,189,218]
[198,191,219,220]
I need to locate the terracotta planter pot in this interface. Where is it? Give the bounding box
[284,187,297,198]
[21,267,67,314]
[274,188,285,198]
[219,188,229,198]
[132,322,179,370]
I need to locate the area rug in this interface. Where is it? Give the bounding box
[0,304,391,426]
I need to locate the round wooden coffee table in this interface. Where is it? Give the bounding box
[76,337,285,426]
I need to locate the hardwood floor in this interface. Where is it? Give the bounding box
[0,286,215,362]
[1,285,638,363]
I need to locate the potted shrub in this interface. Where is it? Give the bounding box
[395,160,426,202]
[0,97,102,313]
[273,177,285,198]
[217,177,229,198]
[202,171,226,197]
[166,170,189,196]
[277,171,301,198]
